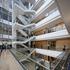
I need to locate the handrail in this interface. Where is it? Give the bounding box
[10,47,34,60]
[10,47,68,70]
[62,52,70,70]
[53,52,69,70]
[50,51,65,69]
[28,57,50,70]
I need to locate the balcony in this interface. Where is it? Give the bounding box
[32,0,56,22]
[35,29,70,41]
[33,10,62,31]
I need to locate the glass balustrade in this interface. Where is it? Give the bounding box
[10,48,68,70]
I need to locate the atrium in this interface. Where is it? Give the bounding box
[0,0,70,70]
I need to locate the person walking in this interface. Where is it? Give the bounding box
[5,43,7,51]
[63,45,66,51]
[0,43,4,56]
[0,44,2,56]
[67,62,70,70]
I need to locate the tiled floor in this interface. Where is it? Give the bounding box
[0,50,23,70]
[0,50,9,70]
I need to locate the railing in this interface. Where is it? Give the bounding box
[14,0,27,10]
[17,37,26,41]
[10,47,69,70]
[10,48,50,70]
[50,52,64,69]
[53,52,69,70]
[62,51,70,70]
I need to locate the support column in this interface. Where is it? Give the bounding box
[12,0,17,48]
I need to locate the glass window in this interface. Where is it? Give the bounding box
[36,0,53,14]
[2,13,8,20]
[0,7,12,22]
[8,15,12,22]
[8,0,12,9]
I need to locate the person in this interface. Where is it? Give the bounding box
[67,62,70,70]
[0,44,2,56]
[5,43,7,51]
[63,45,66,51]
[61,66,64,70]
[47,44,50,49]
[0,43,4,56]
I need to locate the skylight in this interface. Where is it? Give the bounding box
[36,0,53,14]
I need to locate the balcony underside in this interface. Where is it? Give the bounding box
[35,29,70,41]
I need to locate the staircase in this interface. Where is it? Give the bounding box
[18,15,30,25]
[12,0,36,49]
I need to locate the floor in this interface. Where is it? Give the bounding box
[0,50,9,70]
[0,50,24,70]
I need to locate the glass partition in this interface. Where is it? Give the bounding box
[10,48,68,70]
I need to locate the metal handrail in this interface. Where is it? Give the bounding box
[53,52,69,70]
[62,52,70,70]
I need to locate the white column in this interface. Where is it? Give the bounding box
[12,0,17,48]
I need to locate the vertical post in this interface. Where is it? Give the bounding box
[12,0,16,48]
[50,57,51,70]
[28,29,31,48]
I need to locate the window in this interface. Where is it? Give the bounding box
[0,7,12,22]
